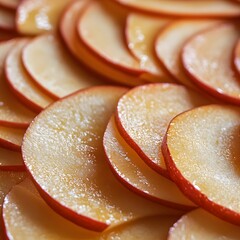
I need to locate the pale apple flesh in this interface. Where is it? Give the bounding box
[116,83,211,177]
[168,209,240,240]
[162,104,240,226]
[0,126,25,151]
[103,116,195,209]
[182,23,240,104]
[5,39,54,112]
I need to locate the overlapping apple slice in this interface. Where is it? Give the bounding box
[16,0,70,35]
[113,0,240,18]
[0,7,15,31]
[3,178,100,240]
[182,23,240,104]
[104,116,195,209]
[162,104,240,225]
[234,39,240,77]
[0,40,36,128]
[5,39,54,112]
[0,0,19,10]
[60,0,147,86]
[155,20,219,89]
[22,86,180,232]
[0,126,25,151]
[116,83,211,177]
[22,33,103,99]
[168,209,240,239]
[125,13,171,82]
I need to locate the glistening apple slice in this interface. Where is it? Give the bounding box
[168,209,240,240]
[234,39,240,77]
[182,23,240,104]
[22,86,179,232]
[0,7,15,31]
[0,126,25,151]
[0,40,36,128]
[22,33,103,99]
[5,39,54,112]
[16,0,70,35]
[60,0,147,86]
[155,20,219,89]
[162,104,240,226]
[104,116,195,209]
[113,0,240,18]
[3,178,100,240]
[116,83,211,177]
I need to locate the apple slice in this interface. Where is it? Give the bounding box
[0,126,25,151]
[0,7,15,31]
[0,147,24,171]
[162,104,240,226]
[60,0,147,86]
[16,0,70,35]
[5,39,54,113]
[0,40,36,128]
[22,33,104,99]
[113,0,240,18]
[0,0,19,10]
[116,83,211,177]
[3,178,100,240]
[182,23,240,104]
[168,208,240,239]
[233,39,240,77]
[0,30,18,41]
[155,20,220,89]
[104,116,195,210]
[101,215,178,240]
[126,13,172,82]
[22,86,181,232]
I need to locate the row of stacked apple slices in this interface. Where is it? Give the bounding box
[0,0,240,239]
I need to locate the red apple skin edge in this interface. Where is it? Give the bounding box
[0,164,25,172]
[233,39,240,78]
[161,122,240,226]
[0,138,21,152]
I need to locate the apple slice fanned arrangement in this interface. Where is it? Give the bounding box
[0,0,240,239]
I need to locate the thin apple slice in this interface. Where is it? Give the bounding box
[113,0,240,18]
[162,104,240,226]
[16,0,70,35]
[0,7,15,31]
[0,126,25,151]
[168,208,240,240]
[60,0,147,86]
[116,83,211,177]
[22,86,181,232]
[0,147,24,170]
[0,0,19,10]
[5,39,54,113]
[104,116,195,210]
[22,33,103,99]
[126,13,172,82]
[0,40,36,128]
[3,178,100,240]
[182,23,240,104]
[155,20,220,89]
[233,39,240,77]
[101,215,178,240]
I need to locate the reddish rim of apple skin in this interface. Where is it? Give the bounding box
[161,114,240,227]
[0,164,25,171]
[22,85,129,232]
[76,2,148,77]
[112,0,240,18]
[233,39,240,78]
[0,138,21,152]
[0,7,16,32]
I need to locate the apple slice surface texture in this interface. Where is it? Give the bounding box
[60,0,147,86]
[126,13,170,79]
[0,7,15,30]
[3,178,100,240]
[182,23,240,104]
[5,39,54,112]
[23,33,103,99]
[0,40,36,128]
[163,104,240,225]
[234,39,240,77]
[101,215,178,240]
[22,86,179,232]
[16,0,70,35]
[168,209,240,240]
[116,83,211,177]
[113,0,240,18]
[103,116,195,209]
[155,20,219,89]
[0,126,25,151]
